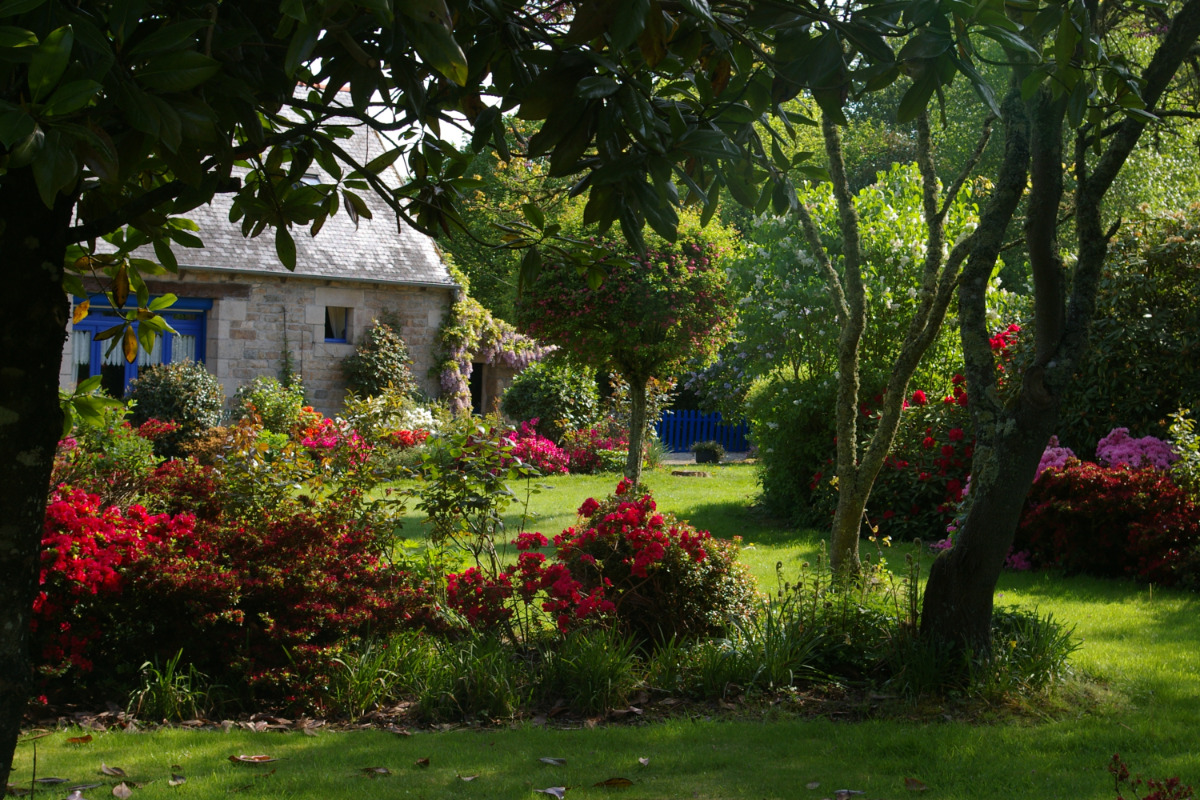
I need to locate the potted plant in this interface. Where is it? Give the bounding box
[691,440,725,464]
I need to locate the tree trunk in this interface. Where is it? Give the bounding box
[0,169,73,789]
[625,374,648,485]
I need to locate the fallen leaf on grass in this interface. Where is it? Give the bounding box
[594,777,634,788]
[534,787,568,798]
[806,781,820,790]
[67,735,93,745]
[18,731,52,743]
[833,791,865,800]
[415,757,430,768]
[66,792,86,800]
[68,783,102,792]
[33,777,69,784]
[228,754,280,764]
[168,774,186,787]
[904,777,928,792]
[539,757,566,766]
[637,758,650,766]
[5,785,30,797]
[458,774,478,782]
[113,781,133,798]
[361,767,391,777]
[100,764,128,777]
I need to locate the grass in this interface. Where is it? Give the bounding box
[12,463,1200,799]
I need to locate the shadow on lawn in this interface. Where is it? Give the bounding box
[680,500,811,546]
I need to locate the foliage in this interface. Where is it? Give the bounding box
[341,321,420,399]
[1052,212,1200,459]
[691,440,726,460]
[126,362,224,457]
[1169,409,1200,498]
[1015,461,1200,586]
[128,649,222,722]
[554,480,758,646]
[506,420,570,475]
[436,294,551,416]
[231,376,308,436]
[51,405,160,508]
[518,239,733,387]
[1110,754,1196,800]
[501,360,600,442]
[560,423,630,475]
[537,627,640,714]
[1096,428,1178,470]
[341,388,443,446]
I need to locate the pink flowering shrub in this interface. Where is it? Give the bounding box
[505,419,570,475]
[1096,427,1178,471]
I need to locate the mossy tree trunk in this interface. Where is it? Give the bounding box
[0,169,73,789]
[921,0,1200,654]
[625,373,648,485]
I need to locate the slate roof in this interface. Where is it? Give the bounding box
[134,94,457,289]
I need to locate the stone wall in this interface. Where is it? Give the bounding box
[62,270,455,418]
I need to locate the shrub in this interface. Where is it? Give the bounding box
[554,479,758,645]
[1096,427,1178,470]
[1169,409,1200,498]
[51,405,159,507]
[537,627,639,714]
[1056,212,1200,455]
[561,422,629,474]
[501,360,599,442]
[341,387,442,445]
[232,376,308,435]
[342,320,419,398]
[1015,461,1200,585]
[506,419,570,475]
[126,361,224,457]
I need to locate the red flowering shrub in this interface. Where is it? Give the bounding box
[1014,461,1200,584]
[383,428,430,449]
[552,479,757,644]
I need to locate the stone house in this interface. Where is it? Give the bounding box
[60,127,461,417]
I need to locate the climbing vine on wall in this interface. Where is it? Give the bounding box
[436,294,552,414]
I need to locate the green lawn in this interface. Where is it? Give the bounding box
[12,463,1200,799]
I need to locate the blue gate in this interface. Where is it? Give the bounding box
[655,410,750,453]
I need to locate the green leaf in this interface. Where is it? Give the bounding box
[363,147,403,175]
[135,51,220,92]
[897,70,939,123]
[577,75,620,99]
[280,0,307,22]
[521,202,546,230]
[409,19,468,87]
[676,0,714,23]
[0,0,46,18]
[978,26,1040,57]
[152,238,178,272]
[148,293,177,311]
[28,25,73,103]
[126,20,212,60]
[0,108,34,148]
[0,25,36,47]
[42,79,102,117]
[275,225,297,270]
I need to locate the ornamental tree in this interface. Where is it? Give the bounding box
[517,233,735,482]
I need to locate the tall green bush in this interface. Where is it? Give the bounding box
[231,376,307,435]
[1055,213,1200,455]
[500,360,599,442]
[342,320,419,398]
[126,362,223,457]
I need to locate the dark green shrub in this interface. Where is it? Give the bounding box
[342,320,419,398]
[537,627,639,714]
[1056,213,1200,454]
[232,376,307,435]
[126,361,223,457]
[501,360,599,442]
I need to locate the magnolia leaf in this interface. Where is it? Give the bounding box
[112,262,129,308]
[228,755,280,764]
[168,774,186,787]
[458,774,478,782]
[361,767,391,777]
[806,781,820,789]
[67,784,102,792]
[122,324,138,363]
[113,781,133,798]
[275,225,296,271]
[100,763,128,777]
[904,777,929,791]
[594,777,634,787]
[637,758,650,766]
[535,788,568,798]
[67,734,93,744]
[539,757,567,766]
[28,24,72,102]
[33,777,68,783]
[72,299,89,324]
[415,757,430,768]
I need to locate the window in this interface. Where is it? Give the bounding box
[324,306,350,342]
[72,296,210,397]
